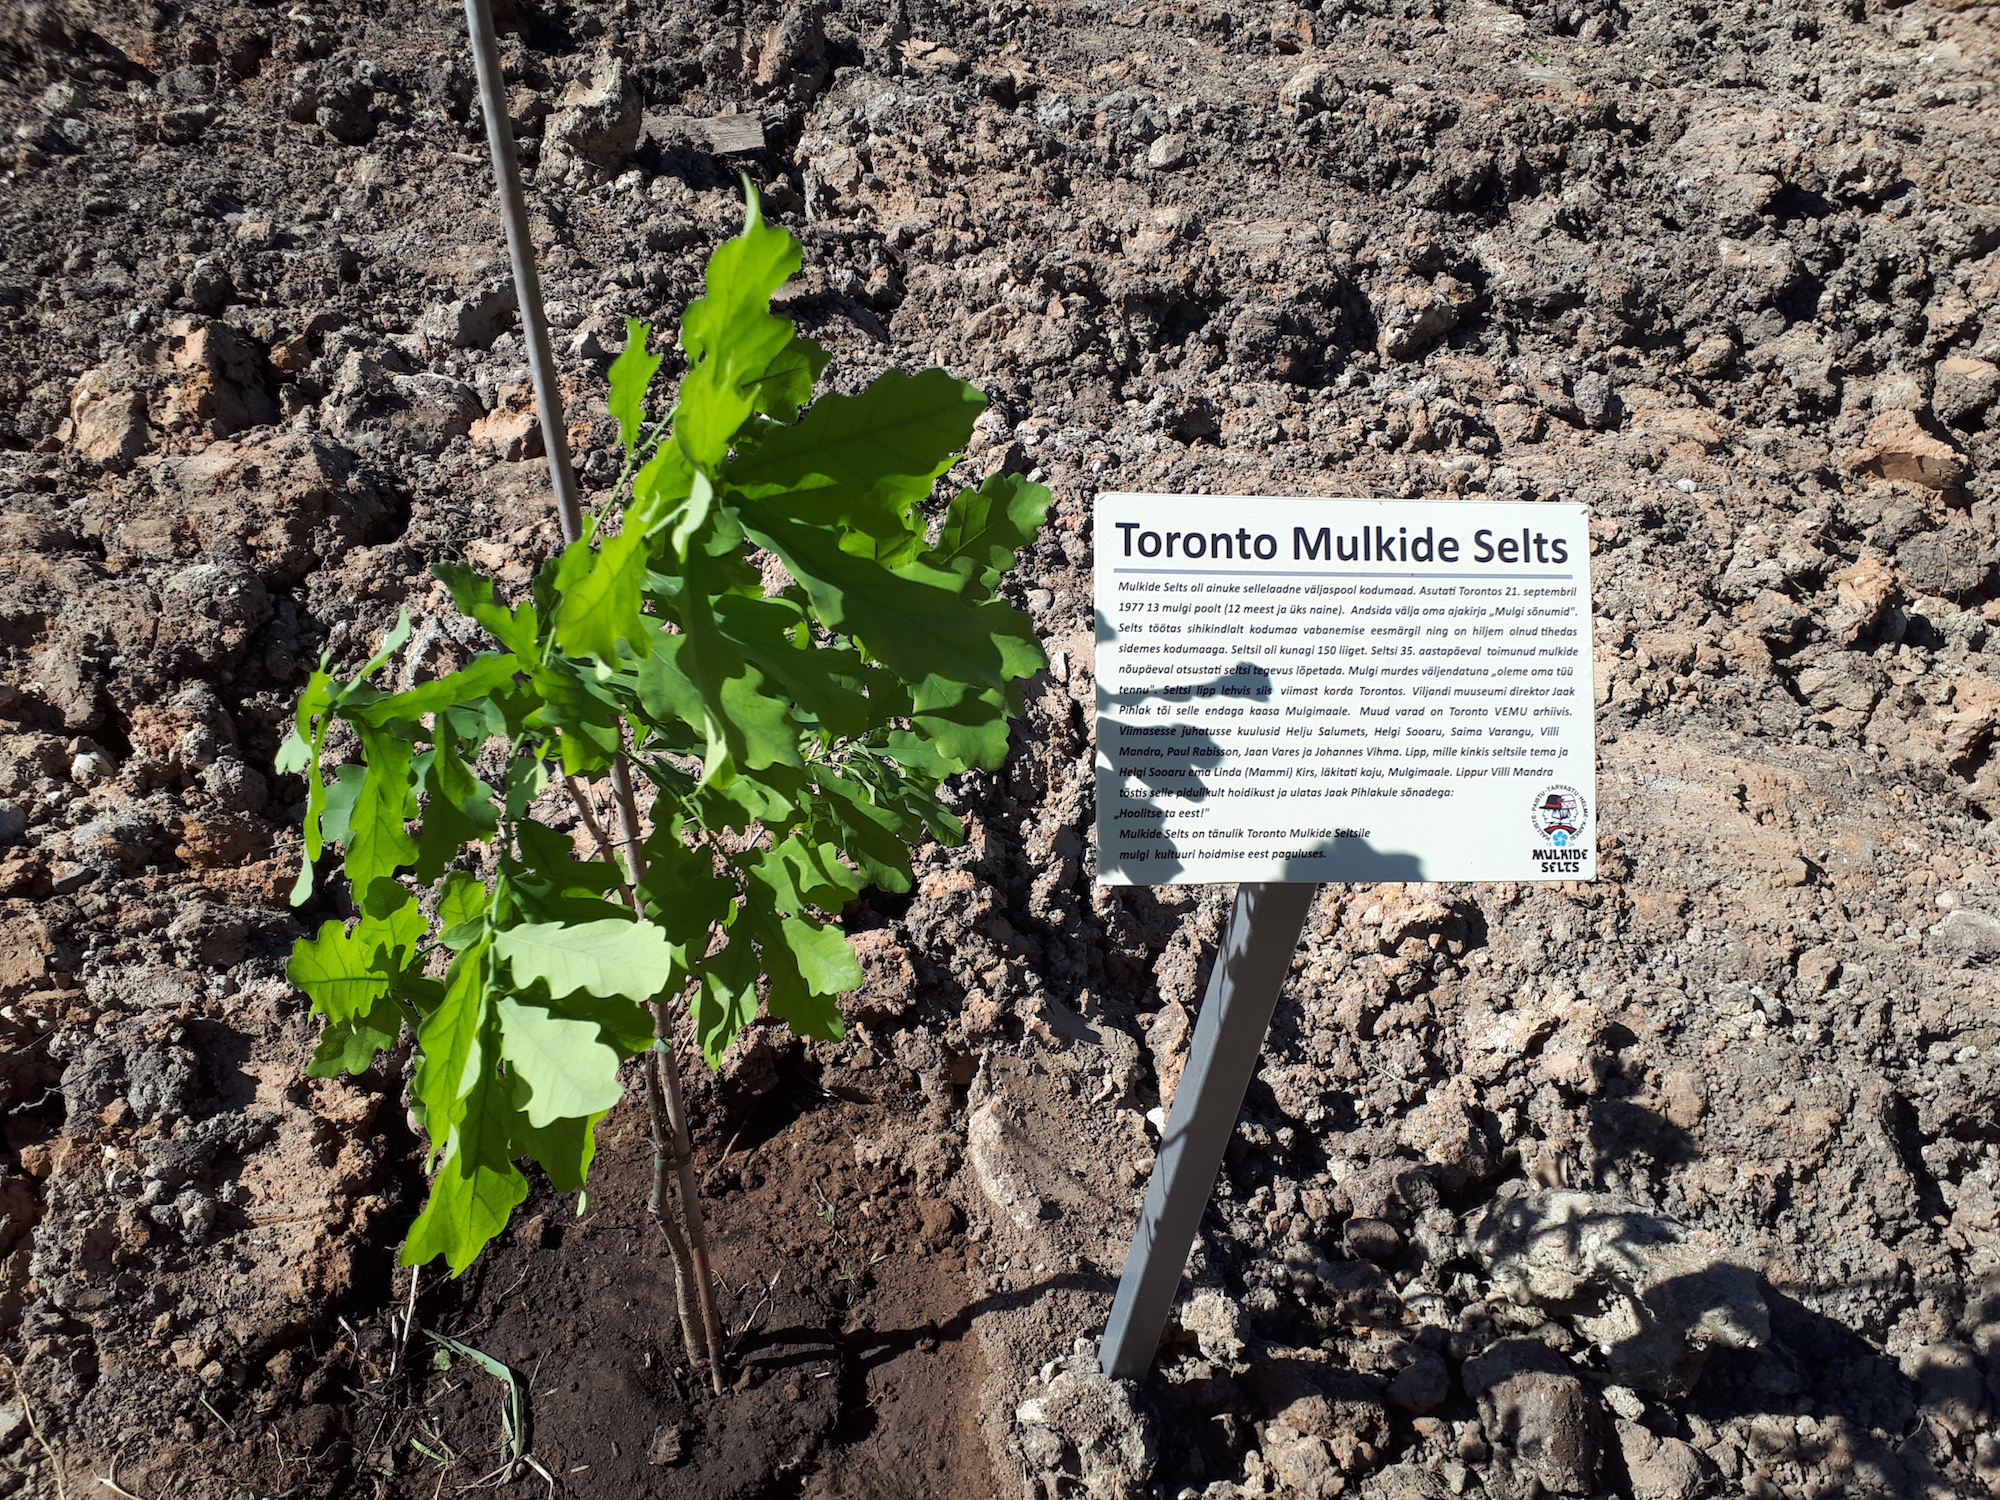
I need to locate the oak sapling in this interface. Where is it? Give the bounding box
[280,189,1051,1382]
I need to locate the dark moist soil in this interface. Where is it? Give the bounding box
[400,1073,990,1500]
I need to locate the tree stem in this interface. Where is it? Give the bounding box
[609,756,730,1396]
[650,1024,729,1395]
[645,1057,711,1377]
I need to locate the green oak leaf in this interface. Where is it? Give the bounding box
[493,918,674,1003]
[345,723,420,891]
[930,473,1055,590]
[412,939,493,1166]
[727,368,984,555]
[742,834,865,914]
[735,503,1016,692]
[675,188,804,473]
[307,991,406,1078]
[352,653,523,728]
[287,919,392,1025]
[495,994,624,1127]
[779,910,863,995]
[319,762,367,847]
[402,1026,528,1276]
[693,922,760,1067]
[753,903,846,1044]
[515,1109,604,1195]
[607,317,663,451]
[433,563,541,658]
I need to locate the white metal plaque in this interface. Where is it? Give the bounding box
[1093,494,1596,885]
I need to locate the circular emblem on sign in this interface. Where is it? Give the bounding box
[1531,786,1587,846]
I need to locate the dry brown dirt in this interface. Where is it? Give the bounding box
[2,0,1999,1496]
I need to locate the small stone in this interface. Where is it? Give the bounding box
[469,407,541,462]
[1603,1384,1645,1421]
[1686,335,1736,375]
[1822,554,1901,646]
[1849,408,1967,489]
[68,744,115,783]
[1281,64,1334,111]
[416,286,519,350]
[1462,1338,1600,1494]
[898,39,966,76]
[1903,1342,1990,1436]
[1573,371,1620,430]
[1928,908,2000,962]
[1385,1350,1450,1415]
[1935,354,1999,429]
[159,106,217,145]
[1615,1420,1708,1500]
[1896,527,1989,599]
[1258,1422,1340,1493]
[647,1422,687,1465]
[1344,1217,1403,1262]
[1146,133,1190,170]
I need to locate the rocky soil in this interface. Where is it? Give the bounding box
[3,0,2000,1495]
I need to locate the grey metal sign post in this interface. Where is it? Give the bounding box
[1100,881,1317,1380]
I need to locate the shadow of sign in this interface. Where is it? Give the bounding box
[1094,608,1425,885]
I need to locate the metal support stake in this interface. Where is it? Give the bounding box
[1100,881,1318,1381]
[463,0,583,545]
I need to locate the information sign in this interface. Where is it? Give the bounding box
[1094,494,1595,886]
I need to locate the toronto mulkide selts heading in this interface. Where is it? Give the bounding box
[1111,522,1575,568]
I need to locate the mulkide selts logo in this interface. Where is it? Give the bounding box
[1531,786,1587,846]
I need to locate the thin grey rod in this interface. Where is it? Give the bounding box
[462,0,583,545]
[1100,881,1318,1381]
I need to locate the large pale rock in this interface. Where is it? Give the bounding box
[1821,553,1901,645]
[1470,1183,1767,1396]
[1848,408,1968,489]
[544,57,640,169]
[1935,354,1999,429]
[1014,1348,1154,1500]
[1615,1420,1710,1500]
[63,369,149,469]
[159,320,278,437]
[1375,279,1469,361]
[1927,907,2000,963]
